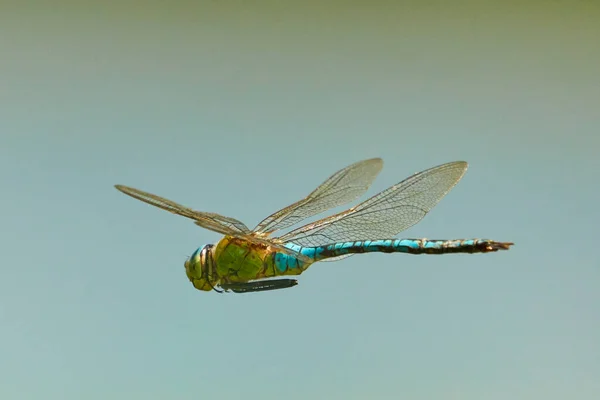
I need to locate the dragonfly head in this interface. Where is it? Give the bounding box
[184,244,218,292]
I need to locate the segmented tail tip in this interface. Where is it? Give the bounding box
[486,241,514,251]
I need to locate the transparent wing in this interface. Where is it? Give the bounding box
[275,161,468,247]
[114,185,312,262]
[115,185,251,235]
[252,158,383,235]
[320,254,353,262]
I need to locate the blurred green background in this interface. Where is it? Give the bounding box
[1,1,598,399]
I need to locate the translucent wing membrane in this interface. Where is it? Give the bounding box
[115,185,251,235]
[252,158,383,235]
[275,161,468,247]
[114,185,312,262]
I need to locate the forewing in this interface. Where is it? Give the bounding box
[252,158,383,235]
[275,161,468,247]
[114,185,312,262]
[115,185,251,235]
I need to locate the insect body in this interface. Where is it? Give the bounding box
[116,159,513,293]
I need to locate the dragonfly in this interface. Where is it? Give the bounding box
[115,159,513,294]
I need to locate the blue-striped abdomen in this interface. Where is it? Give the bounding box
[321,238,513,258]
[272,239,512,273]
[311,239,513,258]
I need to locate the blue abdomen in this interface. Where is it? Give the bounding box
[272,238,510,274]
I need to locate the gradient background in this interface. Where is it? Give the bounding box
[1,1,599,399]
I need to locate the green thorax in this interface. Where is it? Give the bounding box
[212,236,277,283]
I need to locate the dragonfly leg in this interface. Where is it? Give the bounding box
[219,279,298,293]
